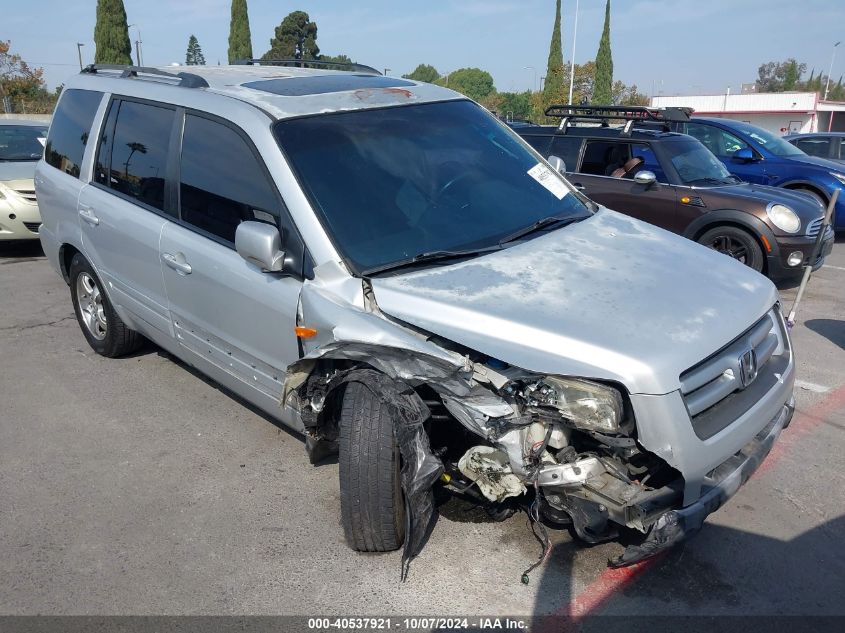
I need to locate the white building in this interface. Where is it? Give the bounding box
[650,92,845,135]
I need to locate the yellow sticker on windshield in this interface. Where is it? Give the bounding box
[527,163,568,200]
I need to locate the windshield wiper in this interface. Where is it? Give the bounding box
[363,245,502,277]
[498,214,585,246]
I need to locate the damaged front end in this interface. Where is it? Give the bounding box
[282,263,700,576]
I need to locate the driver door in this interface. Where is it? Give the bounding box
[564,139,680,232]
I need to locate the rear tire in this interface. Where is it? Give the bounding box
[697,225,765,273]
[69,253,143,358]
[338,381,405,552]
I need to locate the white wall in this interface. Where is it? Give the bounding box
[686,113,815,135]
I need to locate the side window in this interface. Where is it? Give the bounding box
[581,141,627,175]
[839,139,845,160]
[105,100,175,212]
[793,137,830,158]
[548,136,584,172]
[630,144,667,182]
[686,123,748,157]
[179,114,281,244]
[44,89,103,178]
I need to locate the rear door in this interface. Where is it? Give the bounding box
[159,111,304,403]
[78,97,177,336]
[566,139,680,230]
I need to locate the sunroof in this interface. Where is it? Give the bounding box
[243,75,416,97]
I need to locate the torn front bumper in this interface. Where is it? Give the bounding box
[610,396,794,567]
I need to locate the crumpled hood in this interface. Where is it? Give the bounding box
[371,209,778,395]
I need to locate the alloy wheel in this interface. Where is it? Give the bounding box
[75,272,108,340]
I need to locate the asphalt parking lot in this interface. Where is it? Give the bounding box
[1,237,844,623]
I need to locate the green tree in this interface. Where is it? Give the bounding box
[93,0,132,65]
[757,59,807,92]
[435,67,495,101]
[320,54,354,70]
[185,35,206,65]
[592,0,613,104]
[0,40,56,113]
[228,0,253,63]
[497,91,534,120]
[544,0,565,103]
[783,59,800,90]
[262,11,319,60]
[403,63,440,83]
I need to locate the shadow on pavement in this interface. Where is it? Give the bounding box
[0,240,44,260]
[530,515,845,630]
[804,319,845,350]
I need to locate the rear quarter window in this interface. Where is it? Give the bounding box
[44,89,103,178]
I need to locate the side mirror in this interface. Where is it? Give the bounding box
[547,155,567,174]
[733,147,755,163]
[633,170,657,186]
[235,221,285,272]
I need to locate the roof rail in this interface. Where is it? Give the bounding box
[235,58,382,76]
[80,64,210,89]
[544,104,693,135]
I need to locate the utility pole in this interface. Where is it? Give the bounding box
[524,66,536,92]
[76,42,85,70]
[568,0,580,105]
[129,24,143,66]
[824,41,841,100]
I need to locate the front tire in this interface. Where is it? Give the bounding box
[338,381,405,552]
[697,225,765,272]
[69,253,143,357]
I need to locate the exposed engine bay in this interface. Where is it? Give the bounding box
[286,343,683,576]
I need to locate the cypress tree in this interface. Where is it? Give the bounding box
[593,0,614,104]
[543,0,565,103]
[228,0,254,63]
[186,35,206,65]
[93,0,132,65]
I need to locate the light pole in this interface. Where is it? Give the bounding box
[128,24,143,66]
[524,65,536,92]
[76,42,85,70]
[384,68,391,76]
[567,0,580,105]
[824,41,841,100]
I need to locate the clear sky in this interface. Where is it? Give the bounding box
[6,0,845,97]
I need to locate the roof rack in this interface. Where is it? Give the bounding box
[80,64,210,89]
[235,58,382,76]
[543,104,693,135]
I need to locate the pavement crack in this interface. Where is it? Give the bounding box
[0,316,75,332]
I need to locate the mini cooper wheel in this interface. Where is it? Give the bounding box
[697,226,764,273]
[69,253,143,357]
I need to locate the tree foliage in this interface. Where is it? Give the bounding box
[403,64,440,83]
[756,58,808,92]
[94,0,132,65]
[320,54,354,70]
[0,41,57,113]
[435,67,495,102]
[592,0,613,104]
[185,35,206,65]
[263,11,319,60]
[228,0,253,63]
[544,0,565,103]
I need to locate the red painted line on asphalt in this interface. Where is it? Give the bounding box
[551,381,845,621]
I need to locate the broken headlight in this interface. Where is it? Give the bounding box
[527,376,623,433]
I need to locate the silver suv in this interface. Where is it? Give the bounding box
[36,63,795,571]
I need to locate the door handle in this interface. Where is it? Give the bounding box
[162,252,192,275]
[78,207,100,226]
[572,183,586,190]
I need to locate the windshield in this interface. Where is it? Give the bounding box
[0,125,48,161]
[273,100,590,274]
[737,123,805,157]
[665,139,736,185]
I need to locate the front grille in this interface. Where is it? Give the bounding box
[13,189,37,203]
[680,306,789,440]
[805,217,828,238]
[23,221,40,233]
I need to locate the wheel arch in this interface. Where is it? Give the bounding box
[781,181,829,203]
[683,209,775,273]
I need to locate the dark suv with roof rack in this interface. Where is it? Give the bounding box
[512,105,834,280]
